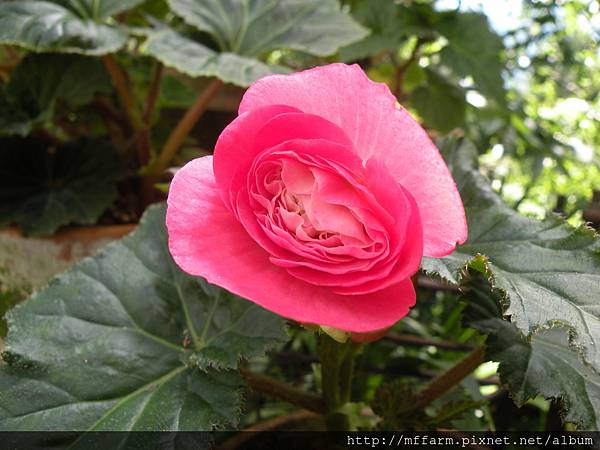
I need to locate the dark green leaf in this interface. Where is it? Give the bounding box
[0,137,121,235]
[0,54,111,135]
[410,69,466,133]
[436,12,506,104]
[423,138,600,375]
[0,204,287,431]
[0,1,140,54]
[465,277,600,429]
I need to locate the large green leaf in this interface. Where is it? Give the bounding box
[146,0,367,86]
[0,204,287,432]
[435,12,506,105]
[410,69,466,133]
[464,278,600,429]
[422,138,600,374]
[0,53,111,135]
[0,1,140,55]
[0,137,121,236]
[145,29,280,87]
[53,0,145,19]
[168,0,368,56]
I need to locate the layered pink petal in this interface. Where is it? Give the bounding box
[166,156,416,332]
[239,63,467,257]
[213,104,300,211]
[214,106,356,213]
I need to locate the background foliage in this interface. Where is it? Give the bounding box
[0,0,599,438]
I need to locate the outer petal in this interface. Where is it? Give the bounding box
[166,156,416,332]
[214,105,356,211]
[213,104,300,211]
[239,63,467,257]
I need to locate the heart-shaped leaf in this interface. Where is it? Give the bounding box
[0,137,121,235]
[0,204,287,433]
[423,138,600,375]
[0,1,143,55]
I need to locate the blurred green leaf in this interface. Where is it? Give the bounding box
[0,204,287,432]
[340,0,402,61]
[423,138,600,376]
[158,74,198,109]
[0,0,142,55]
[436,12,506,105]
[0,137,121,235]
[410,69,466,133]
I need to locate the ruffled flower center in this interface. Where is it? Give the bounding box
[248,153,384,261]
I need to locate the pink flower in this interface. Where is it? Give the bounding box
[166,64,467,332]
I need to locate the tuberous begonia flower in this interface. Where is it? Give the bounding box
[166,64,467,333]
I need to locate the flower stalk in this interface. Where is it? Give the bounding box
[318,334,361,430]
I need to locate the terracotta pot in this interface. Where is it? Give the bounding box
[2,223,136,263]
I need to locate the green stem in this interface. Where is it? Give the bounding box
[318,334,359,430]
[339,342,360,404]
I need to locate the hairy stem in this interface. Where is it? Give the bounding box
[318,334,359,430]
[151,78,223,176]
[416,346,485,408]
[241,368,326,414]
[339,343,361,404]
